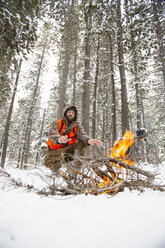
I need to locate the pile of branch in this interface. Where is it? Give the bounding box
[37,151,165,196]
[1,153,164,197]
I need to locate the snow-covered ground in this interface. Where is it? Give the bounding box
[0,162,165,248]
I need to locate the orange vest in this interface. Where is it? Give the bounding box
[47,119,77,150]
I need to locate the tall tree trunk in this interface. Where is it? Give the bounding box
[140,85,145,128]
[92,35,100,139]
[22,43,46,167]
[17,148,22,168]
[127,0,142,131]
[0,52,13,109]
[152,0,165,94]
[1,59,22,168]
[140,85,148,162]
[72,31,78,106]
[104,79,109,151]
[133,50,142,159]
[132,52,142,130]
[109,34,117,144]
[116,0,130,135]
[0,132,5,157]
[102,108,106,148]
[57,0,75,118]
[82,4,92,134]
[35,108,46,166]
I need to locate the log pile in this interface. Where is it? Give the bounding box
[37,151,165,196]
[0,155,164,197]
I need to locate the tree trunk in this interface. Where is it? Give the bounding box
[133,54,141,130]
[0,132,5,157]
[1,59,22,168]
[109,34,117,144]
[57,0,75,118]
[105,80,109,151]
[134,53,142,160]
[72,31,78,106]
[102,108,105,148]
[23,42,46,167]
[152,0,165,94]
[82,4,92,134]
[35,108,46,166]
[116,0,130,135]
[17,148,21,168]
[92,35,100,139]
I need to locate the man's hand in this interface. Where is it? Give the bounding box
[58,135,71,144]
[88,139,102,146]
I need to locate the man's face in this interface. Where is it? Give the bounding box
[66,110,75,121]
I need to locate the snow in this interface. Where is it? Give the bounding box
[0,163,165,248]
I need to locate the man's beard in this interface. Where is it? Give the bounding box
[67,116,74,123]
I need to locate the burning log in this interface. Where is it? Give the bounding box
[92,157,155,179]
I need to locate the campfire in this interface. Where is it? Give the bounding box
[29,130,164,196]
[97,130,135,194]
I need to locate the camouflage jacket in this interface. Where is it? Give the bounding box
[49,116,90,145]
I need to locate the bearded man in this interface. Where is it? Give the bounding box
[44,106,102,173]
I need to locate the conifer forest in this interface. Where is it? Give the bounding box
[0,0,165,172]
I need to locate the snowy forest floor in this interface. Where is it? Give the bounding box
[0,162,165,248]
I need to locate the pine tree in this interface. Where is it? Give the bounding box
[1,60,22,168]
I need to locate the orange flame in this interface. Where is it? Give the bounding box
[109,130,135,165]
[97,130,135,194]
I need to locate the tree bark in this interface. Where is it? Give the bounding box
[92,35,100,139]
[1,59,22,168]
[82,3,92,134]
[109,34,117,143]
[35,108,46,166]
[152,0,165,94]
[17,148,21,168]
[131,37,142,159]
[116,0,130,134]
[0,132,5,157]
[72,31,77,106]
[22,42,46,167]
[57,0,75,118]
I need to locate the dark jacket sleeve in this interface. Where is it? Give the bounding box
[48,120,60,144]
[77,122,90,145]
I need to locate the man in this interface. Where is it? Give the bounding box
[44,106,102,173]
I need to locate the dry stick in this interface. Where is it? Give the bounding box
[124,180,165,192]
[88,181,125,195]
[78,148,155,179]
[89,156,155,179]
[60,172,82,192]
[73,153,118,187]
[67,150,157,194]
[92,144,154,178]
[93,168,115,183]
[104,158,155,179]
[0,168,35,190]
[70,168,97,186]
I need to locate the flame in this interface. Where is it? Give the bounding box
[110,130,134,161]
[98,130,135,194]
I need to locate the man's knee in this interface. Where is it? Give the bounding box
[43,150,63,173]
[75,141,88,156]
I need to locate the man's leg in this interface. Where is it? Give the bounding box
[66,141,88,169]
[43,141,88,172]
[43,149,64,173]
